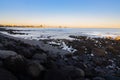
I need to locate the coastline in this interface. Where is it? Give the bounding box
[0,30,120,80]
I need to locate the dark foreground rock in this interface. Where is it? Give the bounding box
[0,68,18,80]
[0,33,120,80]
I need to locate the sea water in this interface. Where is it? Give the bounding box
[1,27,120,40]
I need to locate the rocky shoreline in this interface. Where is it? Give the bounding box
[0,32,120,80]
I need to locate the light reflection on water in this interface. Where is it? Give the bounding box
[1,27,120,40]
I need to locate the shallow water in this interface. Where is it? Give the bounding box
[1,27,120,40]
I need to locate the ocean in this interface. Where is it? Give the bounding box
[0,27,120,40]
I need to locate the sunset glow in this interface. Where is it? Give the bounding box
[0,0,120,28]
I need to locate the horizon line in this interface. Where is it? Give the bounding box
[0,24,120,28]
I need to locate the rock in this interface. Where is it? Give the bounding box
[84,68,96,77]
[0,43,3,49]
[27,61,45,77]
[92,48,107,57]
[104,75,120,80]
[74,62,87,70]
[0,68,18,80]
[32,53,47,63]
[0,50,17,59]
[3,55,27,73]
[92,57,110,66]
[93,77,105,80]
[44,66,85,80]
[0,61,3,67]
[62,66,85,78]
[106,45,119,55]
[114,70,120,77]
[44,69,66,80]
[19,48,33,58]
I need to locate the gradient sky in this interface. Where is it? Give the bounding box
[0,0,120,28]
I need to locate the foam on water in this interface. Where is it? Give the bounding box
[1,27,120,40]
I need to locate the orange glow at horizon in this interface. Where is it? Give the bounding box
[0,14,120,28]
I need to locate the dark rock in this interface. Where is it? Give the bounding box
[3,55,27,73]
[0,43,3,49]
[92,48,107,57]
[92,57,110,66]
[0,50,17,59]
[93,77,105,80]
[19,48,33,58]
[44,69,66,80]
[44,66,85,80]
[0,61,3,67]
[74,62,87,70]
[32,53,47,63]
[27,61,45,77]
[0,68,18,80]
[114,70,120,77]
[104,75,120,80]
[62,66,85,78]
[84,68,96,78]
[106,45,119,55]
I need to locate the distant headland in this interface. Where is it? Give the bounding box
[0,24,67,28]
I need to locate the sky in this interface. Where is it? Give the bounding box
[0,0,120,28]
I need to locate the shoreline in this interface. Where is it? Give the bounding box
[0,31,120,80]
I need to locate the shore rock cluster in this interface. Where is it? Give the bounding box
[0,34,120,80]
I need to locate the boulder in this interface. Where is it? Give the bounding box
[0,43,3,49]
[74,62,87,70]
[0,50,17,59]
[18,48,33,58]
[3,55,27,73]
[92,57,110,66]
[62,66,85,79]
[104,75,120,80]
[44,66,85,80]
[0,68,18,80]
[32,53,47,63]
[0,61,3,67]
[93,77,105,80]
[27,61,45,77]
[106,45,119,54]
[92,48,107,57]
[44,69,66,80]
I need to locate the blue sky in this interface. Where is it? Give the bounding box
[0,0,120,28]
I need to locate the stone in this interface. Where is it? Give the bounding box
[104,75,120,80]
[0,43,3,49]
[19,48,33,58]
[62,66,85,79]
[114,70,120,77]
[44,69,66,80]
[92,48,107,57]
[0,68,18,80]
[0,61,3,67]
[32,53,47,63]
[44,66,85,80]
[93,77,105,80]
[0,50,17,59]
[3,55,27,73]
[74,62,87,70]
[27,61,45,77]
[92,57,110,66]
[106,45,119,55]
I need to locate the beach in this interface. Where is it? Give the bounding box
[0,27,120,80]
